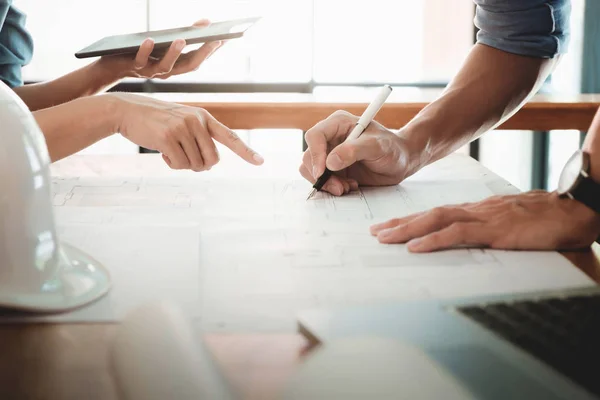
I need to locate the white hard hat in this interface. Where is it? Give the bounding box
[0,81,110,312]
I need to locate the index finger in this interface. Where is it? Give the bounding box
[204,112,264,165]
[304,111,357,178]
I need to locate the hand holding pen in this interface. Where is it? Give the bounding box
[303,85,399,199]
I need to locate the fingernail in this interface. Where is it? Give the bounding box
[175,40,185,50]
[312,166,319,178]
[407,238,422,249]
[378,229,392,239]
[370,223,383,232]
[328,154,343,170]
[253,153,264,164]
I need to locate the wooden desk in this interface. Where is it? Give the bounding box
[152,91,600,131]
[1,154,599,400]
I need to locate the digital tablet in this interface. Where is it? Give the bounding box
[75,16,260,59]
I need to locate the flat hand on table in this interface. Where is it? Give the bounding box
[370,191,600,253]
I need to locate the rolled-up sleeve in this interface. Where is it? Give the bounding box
[474,0,570,58]
[0,0,34,87]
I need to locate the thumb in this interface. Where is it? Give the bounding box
[326,136,382,171]
[192,19,211,28]
[326,142,358,171]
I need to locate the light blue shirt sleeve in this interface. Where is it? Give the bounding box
[0,0,33,88]
[474,0,570,58]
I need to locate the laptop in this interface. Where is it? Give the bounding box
[297,286,600,400]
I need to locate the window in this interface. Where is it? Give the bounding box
[19,0,147,81]
[20,0,473,85]
[17,0,586,192]
[18,0,474,158]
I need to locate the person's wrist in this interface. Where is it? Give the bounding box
[93,57,131,83]
[395,126,432,177]
[98,93,127,134]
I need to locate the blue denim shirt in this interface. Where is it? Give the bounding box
[0,0,33,88]
[474,0,570,58]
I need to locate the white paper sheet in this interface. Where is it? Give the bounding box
[1,157,594,330]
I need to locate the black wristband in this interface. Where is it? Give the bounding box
[570,175,600,214]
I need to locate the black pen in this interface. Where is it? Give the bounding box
[306,85,393,200]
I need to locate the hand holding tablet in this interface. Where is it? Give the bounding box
[76,17,260,58]
[77,17,260,80]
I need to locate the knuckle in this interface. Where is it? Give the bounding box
[486,195,503,203]
[509,198,524,211]
[310,152,321,163]
[304,128,317,139]
[184,114,200,126]
[228,130,242,143]
[430,207,446,220]
[161,128,177,142]
[303,150,312,163]
[191,157,204,169]
[451,222,467,238]
[212,150,221,164]
[196,108,210,119]
[389,218,402,226]
[204,152,219,168]
[331,110,353,120]
[425,232,442,246]
[299,165,311,179]
[171,124,187,137]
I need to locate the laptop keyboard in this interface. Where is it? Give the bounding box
[458,293,600,397]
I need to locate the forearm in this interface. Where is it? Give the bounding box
[583,109,600,182]
[14,60,122,111]
[400,44,559,170]
[33,94,120,161]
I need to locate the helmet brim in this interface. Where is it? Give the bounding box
[0,242,111,313]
